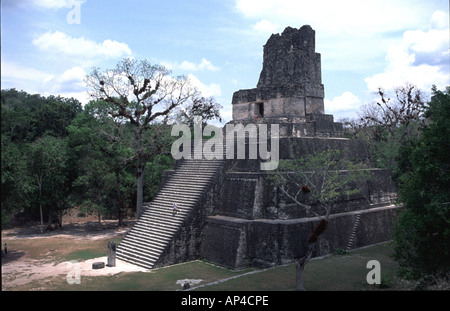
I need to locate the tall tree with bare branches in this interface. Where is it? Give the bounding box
[85,58,199,218]
[341,83,427,170]
[360,83,426,142]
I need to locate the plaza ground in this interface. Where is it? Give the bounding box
[1,218,448,291]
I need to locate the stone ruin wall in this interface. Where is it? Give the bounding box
[154,25,400,270]
[157,139,399,269]
[231,87,325,121]
[200,205,400,269]
[198,25,400,269]
[232,25,325,122]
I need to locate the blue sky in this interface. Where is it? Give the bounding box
[1,0,449,123]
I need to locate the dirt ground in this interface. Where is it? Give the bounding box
[1,211,150,291]
[3,210,449,291]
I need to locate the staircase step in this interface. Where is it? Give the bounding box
[142,205,191,217]
[165,180,208,186]
[116,250,157,268]
[156,188,204,197]
[116,155,224,269]
[346,213,362,250]
[148,199,197,210]
[119,238,167,254]
[127,225,175,240]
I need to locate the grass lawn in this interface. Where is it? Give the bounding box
[3,230,399,291]
[38,261,254,291]
[194,242,398,291]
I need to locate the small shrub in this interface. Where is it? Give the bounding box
[334,248,348,255]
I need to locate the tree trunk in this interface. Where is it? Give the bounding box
[57,211,63,227]
[38,178,44,233]
[115,171,124,227]
[135,128,145,219]
[39,203,44,233]
[295,261,306,291]
[295,244,314,291]
[136,168,144,219]
[295,213,330,291]
[118,204,124,227]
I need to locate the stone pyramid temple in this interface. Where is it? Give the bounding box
[116,26,399,269]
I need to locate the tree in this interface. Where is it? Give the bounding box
[68,100,137,226]
[32,95,82,138]
[1,89,36,144]
[359,83,425,140]
[1,89,82,143]
[393,86,450,278]
[1,142,34,227]
[1,89,81,227]
[269,149,370,290]
[341,83,426,171]
[28,135,69,233]
[86,58,200,218]
[174,95,223,128]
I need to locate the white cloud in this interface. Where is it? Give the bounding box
[1,60,51,83]
[30,0,85,10]
[220,105,233,124]
[177,61,198,72]
[43,66,87,93]
[41,67,89,103]
[431,10,449,29]
[197,58,220,71]
[404,29,448,54]
[365,10,449,93]
[167,58,220,72]
[187,74,222,97]
[1,61,89,103]
[234,0,443,73]
[235,0,429,37]
[252,19,279,34]
[324,91,361,119]
[32,31,132,59]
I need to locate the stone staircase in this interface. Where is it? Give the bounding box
[346,212,362,251]
[116,145,225,269]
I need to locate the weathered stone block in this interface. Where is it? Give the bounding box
[231,25,328,124]
[200,205,400,269]
[257,26,321,88]
[199,216,251,269]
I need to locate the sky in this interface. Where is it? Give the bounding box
[1,0,449,123]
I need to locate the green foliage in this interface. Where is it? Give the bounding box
[174,96,223,128]
[334,248,349,255]
[67,100,136,222]
[28,135,70,229]
[393,86,450,278]
[1,87,179,227]
[67,99,175,222]
[366,124,420,172]
[341,83,425,171]
[144,154,175,202]
[86,58,205,218]
[1,89,82,143]
[269,149,370,217]
[1,141,34,224]
[1,89,82,226]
